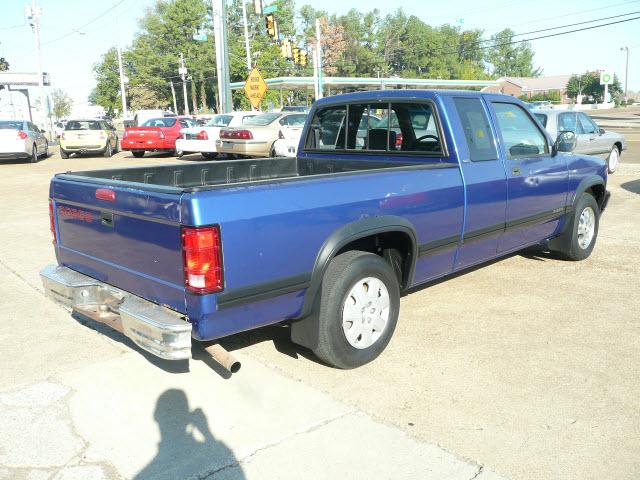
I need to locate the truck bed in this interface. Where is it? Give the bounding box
[57,156,451,193]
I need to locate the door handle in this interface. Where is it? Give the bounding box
[511,166,521,176]
[100,211,114,228]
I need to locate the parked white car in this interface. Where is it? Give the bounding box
[176,111,257,159]
[0,119,49,163]
[273,117,306,157]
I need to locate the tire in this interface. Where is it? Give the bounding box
[60,148,69,159]
[607,145,619,174]
[132,151,145,158]
[176,149,184,158]
[202,152,218,160]
[30,144,38,163]
[269,144,277,157]
[557,193,600,261]
[313,251,400,369]
[113,138,119,153]
[43,141,49,158]
[103,142,112,158]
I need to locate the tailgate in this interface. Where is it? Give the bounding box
[51,178,186,313]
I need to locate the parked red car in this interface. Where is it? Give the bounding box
[121,116,197,158]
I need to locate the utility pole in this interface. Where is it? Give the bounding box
[241,0,252,71]
[25,0,47,134]
[621,46,630,102]
[212,0,232,113]
[179,52,189,115]
[315,18,323,100]
[312,46,319,100]
[114,0,128,120]
[116,45,128,119]
[169,81,178,114]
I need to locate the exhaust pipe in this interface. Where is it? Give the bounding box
[204,344,241,373]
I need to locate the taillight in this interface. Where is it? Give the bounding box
[220,129,253,140]
[61,132,65,140]
[95,188,116,202]
[278,130,284,140]
[17,130,28,140]
[197,130,208,140]
[182,226,223,294]
[123,130,128,139]
[49,199,57,244]
[396,132,403,148]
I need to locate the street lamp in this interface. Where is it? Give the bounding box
[620,46,629,102]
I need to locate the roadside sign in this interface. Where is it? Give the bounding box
[600,71,613,85]
[263,5,277,14]
[244,67,268,109]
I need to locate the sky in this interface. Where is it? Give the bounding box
[0,0,638,109]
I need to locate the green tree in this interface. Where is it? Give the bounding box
[91,47,123,115]
[567,72,622,103]
[51,89,73,119]
[486,28,540,77]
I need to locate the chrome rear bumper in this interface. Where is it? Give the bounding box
[40,265,192,360]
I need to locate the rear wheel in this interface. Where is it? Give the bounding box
[607,145,619,173]
[30,144,38,163]
[132,151,145,158]
[202,152,218,160]
[60,148,69,159]
[43,140,49,158]
[312,251,400,369]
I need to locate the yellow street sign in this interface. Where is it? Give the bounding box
[244,67,268,110]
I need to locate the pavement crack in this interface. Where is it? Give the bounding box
[0,258,44,295]
[468,465,484,480]
[199,409,356,479]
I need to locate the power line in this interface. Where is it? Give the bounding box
[511,10,640,38]
[42,0,127,45]
[508,0,640,29]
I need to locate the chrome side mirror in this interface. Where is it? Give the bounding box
[553,131,577,155]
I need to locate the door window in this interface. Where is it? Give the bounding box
[577,113,597,134]
[558,113,578,133]
[492,102,548,159]
[453,98,498,161]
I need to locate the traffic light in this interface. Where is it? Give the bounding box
[281,38,292,59]
[293,47,300,64]
[299,50,308,67]
[265,14,278,40]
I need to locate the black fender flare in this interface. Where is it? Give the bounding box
[291,216,418,350]
[572,175,605,208]
[548,175,605,252]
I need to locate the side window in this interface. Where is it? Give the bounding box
[453,97,498,161]
[558,113,578,133]
[305,105,346,150]
[390,103,442,154]
[578,113,597,134]
[492,102,548,159]
[179,120,190,128]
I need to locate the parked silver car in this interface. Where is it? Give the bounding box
[0,119,49,163]
[533,110,626,173]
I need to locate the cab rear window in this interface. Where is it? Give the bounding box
[66,121,102,130]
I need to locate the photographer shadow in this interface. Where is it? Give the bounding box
[134,389,245,480]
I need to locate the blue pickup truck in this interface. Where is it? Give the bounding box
[41,90,610,369]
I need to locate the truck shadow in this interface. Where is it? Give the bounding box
[133,389,246,480]
[71,311,190,374]
[218,325,317,362]
[621,179,640,195]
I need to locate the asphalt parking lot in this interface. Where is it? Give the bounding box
[1,117,639,479]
